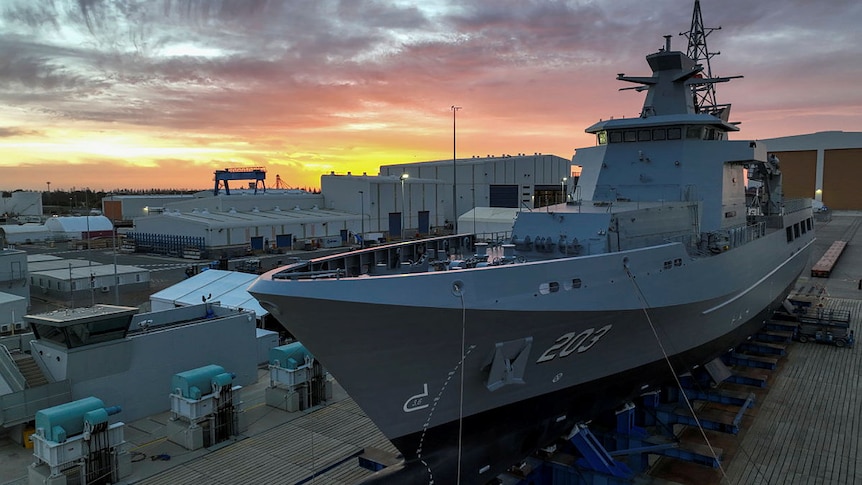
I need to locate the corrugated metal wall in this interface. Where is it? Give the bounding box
[823,148,862,210]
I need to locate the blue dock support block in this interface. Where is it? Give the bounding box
[738,341,787,356]
[722,352,778,370]
[726,371,769,388]
[567,424,634,480]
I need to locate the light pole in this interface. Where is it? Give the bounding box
[358,190,365,247]
[471,186,476,237]
[69,262,74,308]
[113,225,119,305]
[400,173,409,239]
[85,190,91,253]
[451,105,461,234]
[561,177,568,204]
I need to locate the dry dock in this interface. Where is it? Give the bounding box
[652,212,862,485]
[2,212,861,485]
[722,212,862,485]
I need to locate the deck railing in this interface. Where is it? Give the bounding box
[783,198,812,214]
[0,344,26,393]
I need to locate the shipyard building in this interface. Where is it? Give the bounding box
[118,155,572,258]
[764,131,862,210]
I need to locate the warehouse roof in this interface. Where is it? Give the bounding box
[45,216,113,233]
[762,131,862,151]
[149,269,266,317]
[32,264,148,279]
[140,206,360,229]
[0,224,51,236]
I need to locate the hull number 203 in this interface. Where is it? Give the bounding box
[536,325,613,364]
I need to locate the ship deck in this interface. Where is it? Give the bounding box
[2,211,862,485]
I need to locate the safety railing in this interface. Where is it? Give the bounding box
[0,344,26,393]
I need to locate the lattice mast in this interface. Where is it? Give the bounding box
[275,174,289,189]
[681,0,721,115]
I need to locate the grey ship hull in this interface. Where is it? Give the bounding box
[249,227,813,483]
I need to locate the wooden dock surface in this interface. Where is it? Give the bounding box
[722,297,862,485]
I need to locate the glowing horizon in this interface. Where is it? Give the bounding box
[1,1,860,192]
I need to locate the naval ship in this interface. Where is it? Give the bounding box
[248,12,815,485]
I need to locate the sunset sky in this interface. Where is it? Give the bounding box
[1,0,861,192]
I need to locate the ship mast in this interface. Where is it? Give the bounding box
[681,0,722,117]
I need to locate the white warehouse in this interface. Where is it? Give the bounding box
[130,205,361,258]
[124,153,573,256]
[322,153,572,238]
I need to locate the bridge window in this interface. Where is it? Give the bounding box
[609,131,623,143]
[786,226,793,242]
[638,130,651,141]
[667,127,682,140]
[597,131,608,145]
[624,131,637,142]
[794,223,800,238]
[686,126,703,139]
[652,129,666,140]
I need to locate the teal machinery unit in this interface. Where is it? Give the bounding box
[168,364,241,450]
[30,397,131,484]
[266,342,329,412]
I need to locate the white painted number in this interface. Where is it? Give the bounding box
[403,383,430,413]
[536,324,613,364]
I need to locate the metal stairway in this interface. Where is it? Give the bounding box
[13,353,49,387]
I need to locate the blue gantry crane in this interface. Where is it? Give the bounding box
[213,167,267,195]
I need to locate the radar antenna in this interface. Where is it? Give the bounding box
[681,0,721,115]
